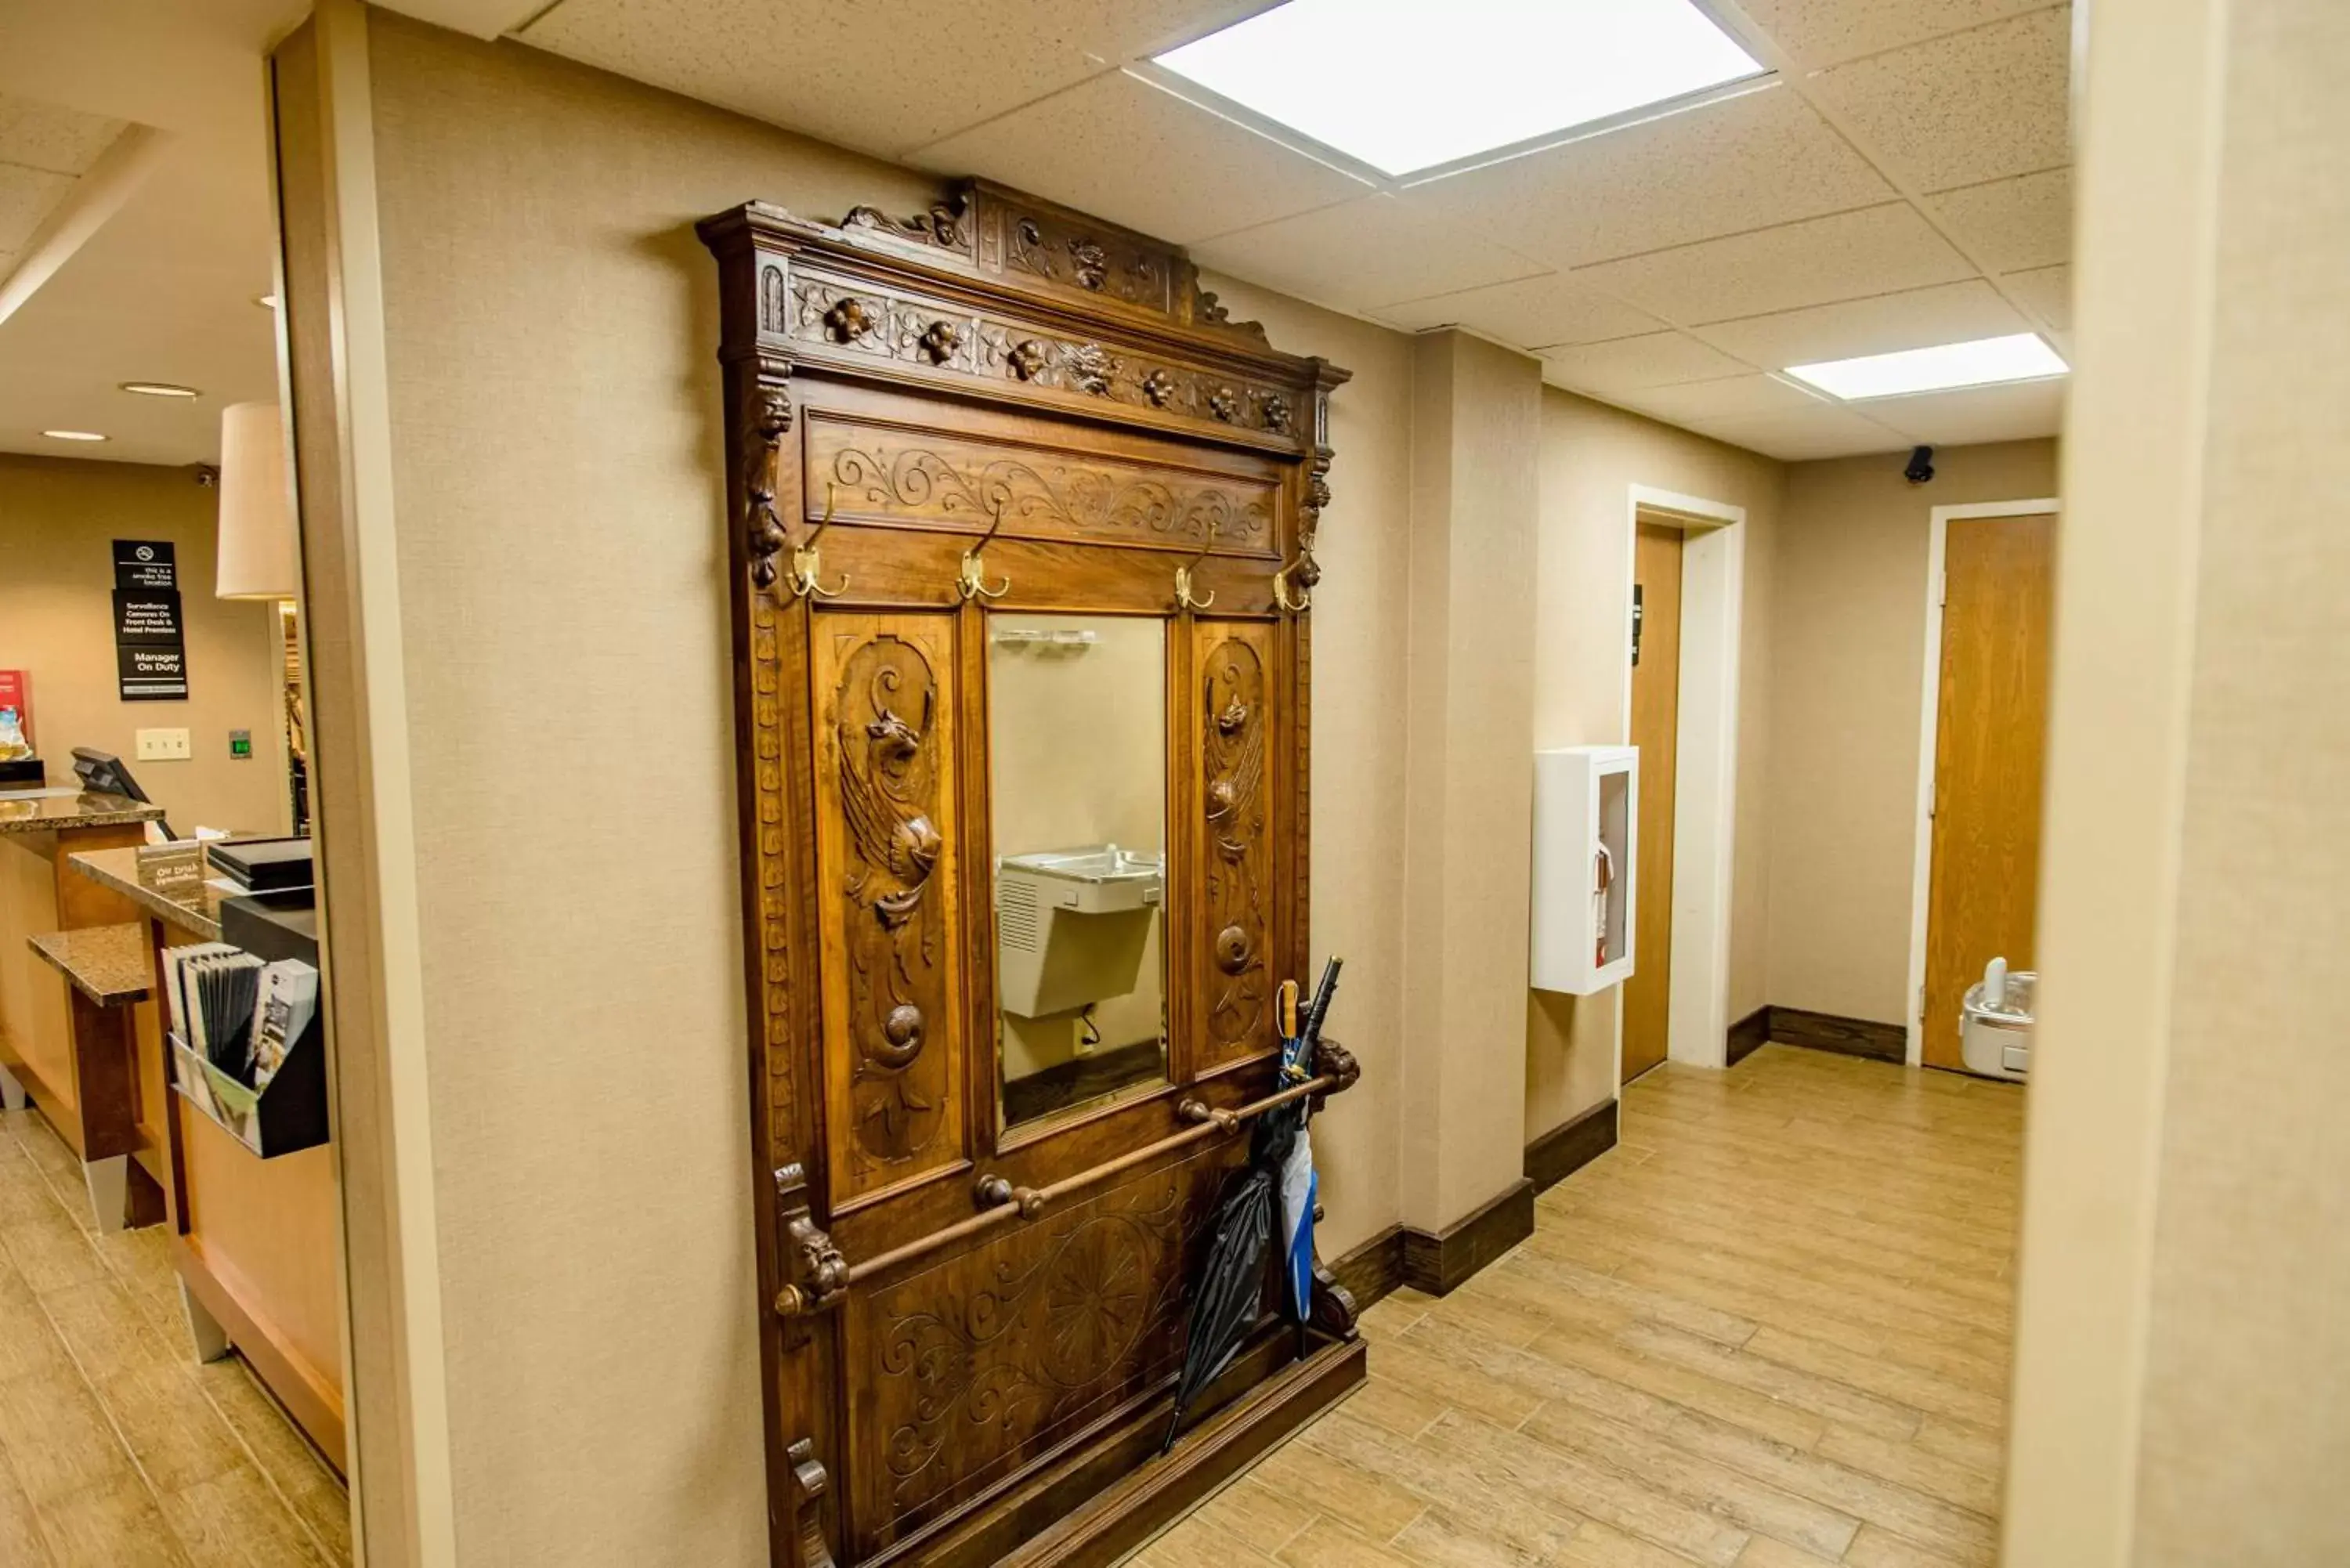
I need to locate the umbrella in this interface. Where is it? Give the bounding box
[1275,1110,1317,1358]
[1162,958,1344,1453]
[1277,959,1341,1354]
[1162,1110,1297,1453]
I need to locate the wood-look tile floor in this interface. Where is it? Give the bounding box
[0,1104,349,1567]
[1137,1045,2024,1568]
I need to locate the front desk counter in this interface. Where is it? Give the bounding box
[68,843,347,1475]
[0,791,168,1223]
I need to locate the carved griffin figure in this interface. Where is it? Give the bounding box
[1204,677,1264,859]
[840,684,942,930]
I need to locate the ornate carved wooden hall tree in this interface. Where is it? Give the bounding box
[700,182,1363,1568]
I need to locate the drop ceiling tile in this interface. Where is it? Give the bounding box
[0,162,74,253]
[1538,332,1753,397]
[1930,167,2070,271]
[1699,280,2027,367]
[1682,403,1912,461]
[1728,0,2060,70]
[520,0,1277,157]
[1370,273,1664,349]
[1189,196,1548,316]
[2004,263,2072,330]
[912,71,1369,244]
[1403,85,1893,269]
[1613,373,1831,423]
[1860,377,2066,445]
[1813,6,2073,192]
[1573,203,1974,325]
[0,94,128,176]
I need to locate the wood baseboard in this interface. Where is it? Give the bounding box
[1329,1225,1405,1315]
[1764,1006,1906,1064]
[1726,1006,1770,1067]
[1399,1179,1535,1297]
[1524,1098,1617,1195]
[1326,1110,1616,1314]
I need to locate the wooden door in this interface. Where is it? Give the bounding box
[1923,514,2055,1069]
[1623,523,1683,1081]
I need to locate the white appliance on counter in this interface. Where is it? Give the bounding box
[995,844,1162,1017]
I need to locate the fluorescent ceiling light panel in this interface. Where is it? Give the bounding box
[1786,333,2070,399]
[1154,0,1763,177]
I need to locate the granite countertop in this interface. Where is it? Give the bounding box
[27,923,152,1005]
[67,844,226,941]
[0,790,165,837]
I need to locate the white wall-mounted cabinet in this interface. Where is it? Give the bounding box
[1531,745,1639,995]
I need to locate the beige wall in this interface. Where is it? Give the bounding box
[0,453,290,836]
[1765,439,2057,1024]
[2007,0,2350,1561]
[350,13,1421,1563]
[1526,391,1784,1136]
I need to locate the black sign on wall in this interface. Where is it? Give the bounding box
[112,540,188,700]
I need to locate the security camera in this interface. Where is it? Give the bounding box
[1904,446,1936,486]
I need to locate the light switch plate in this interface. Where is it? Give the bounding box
[135,728,191,761]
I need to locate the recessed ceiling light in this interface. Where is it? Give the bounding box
[1154,0,1765,178]
[42,429,109,442]
[1784,334,2070,400]
[120,381,202,399]
[255,294,278,309]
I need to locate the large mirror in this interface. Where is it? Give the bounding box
[989,613,1168,1133]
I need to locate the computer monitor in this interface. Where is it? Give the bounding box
[72,746,173,837]
[72,746,148,801]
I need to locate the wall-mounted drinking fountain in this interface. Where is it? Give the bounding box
[996,844,1162,1018]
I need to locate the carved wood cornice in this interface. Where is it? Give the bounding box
[698,181,1349,459]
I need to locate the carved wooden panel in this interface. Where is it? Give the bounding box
[982,197,1172,315]
[841,181,1262,341]
[843,1142,1236,1557]
[778,270,1303,442]
[812,613,967,1206]
[804,420,1278,558]
[1195,623,1278,1070]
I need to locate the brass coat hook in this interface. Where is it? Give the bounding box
[791,484,850,601]
[1173,564,1215,611]
[959,492,1011,602]
[1271,557,1312,614]
[1173,538,1217,612]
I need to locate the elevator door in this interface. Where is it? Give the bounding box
[1624,522,1683,1082]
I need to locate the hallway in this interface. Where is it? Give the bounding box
[1139,1046,2023,1568]
[0,1104,348,1567]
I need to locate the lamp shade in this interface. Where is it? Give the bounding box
[215,401,299,600]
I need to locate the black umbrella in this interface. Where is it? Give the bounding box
[1162,1109,1300,1453]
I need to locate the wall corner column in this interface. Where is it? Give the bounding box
[1394,331,1542,1288]
[269,4,456,1563]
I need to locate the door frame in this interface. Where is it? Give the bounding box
[1903,498,2063,1067]
[1621,484,1746,1078]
